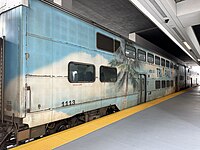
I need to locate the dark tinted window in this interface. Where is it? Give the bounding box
[68,62,95,83]
[162,80,166,88]
[174,64,177,69]
[167,80,170,87]
[155,56,160,65]
[161,58,165,67]
[155,80,160,89]
[138,49,146,61]
[171,80,174,87]
[147,53,154,63]
[97,33,114,52]
[125,45,136,59]
[170,62,173,68]
[100,66,117,82]
[115,40,120,51]
[166,60,170,68]
[180,75,184,80]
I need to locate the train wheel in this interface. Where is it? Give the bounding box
[55,121,69,132]
[46,123,56,135]
[57,124,66,132]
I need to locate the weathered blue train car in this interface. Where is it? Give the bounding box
[0,0,199,148]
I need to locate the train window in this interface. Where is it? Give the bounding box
[125,45,136,59]
[166,60,169,68]
[177,65,179,70]
[180,75,184,80]
[155,80,160,89]
[167,80,170,87]
[174,64,177,69]
[162,80,166,88]
[155,56,160,65]
[100,66,117,82]
[171,80,174,87]
[115,40,121,51]
[97,33,114,53]
[161,58,165,67]
[138,49,146,61]
[147,53,154,63]
[170,62,173,68]
[68,62,95,83]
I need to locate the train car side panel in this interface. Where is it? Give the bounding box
[1,6,26,119]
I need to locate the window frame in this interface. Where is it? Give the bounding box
[170,62,174,69]
[147,53,154,64]
[114,39,121,51]
[174,64,177,69]
[155,80,161,89]
[162,80,166,88]
[68,62,96,83]
[166,60,170,68]
[155,56,160,65]
[161,58,165,67]
[167,80,170,87]
[96,32,114,53]
[100,66,117,82]
[125,45,136,59]
[138,49,146,62]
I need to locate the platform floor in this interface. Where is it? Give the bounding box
[55,86,200,150]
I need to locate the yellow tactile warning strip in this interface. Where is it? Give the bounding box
[12,88,192,150]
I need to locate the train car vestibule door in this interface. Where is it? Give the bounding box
[139,74,146,104]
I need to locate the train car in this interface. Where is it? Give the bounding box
[0,0,199,148]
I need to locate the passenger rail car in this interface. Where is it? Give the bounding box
[0,0,199,148]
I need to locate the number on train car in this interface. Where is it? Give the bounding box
[65,100,76,106]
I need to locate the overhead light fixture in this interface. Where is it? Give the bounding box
[149,0,167,18]
[183,41,192,50]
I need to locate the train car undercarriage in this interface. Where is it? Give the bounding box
[0,105,119,149]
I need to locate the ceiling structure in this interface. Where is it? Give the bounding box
[72,0,155,38]
[128,0,200,66]
[52,0,200,66]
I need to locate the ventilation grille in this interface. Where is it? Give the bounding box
[149,0,167,18]
[172,27,184,41]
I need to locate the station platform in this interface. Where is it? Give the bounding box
[13,86,200,150]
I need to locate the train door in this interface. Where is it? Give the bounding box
[175,76,178,92]
[25,38,53,113]
[138,74,146,104]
